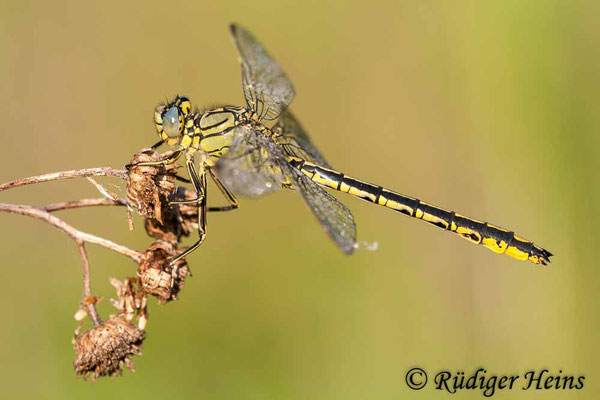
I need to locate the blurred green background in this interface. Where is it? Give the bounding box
[1,1,598,399]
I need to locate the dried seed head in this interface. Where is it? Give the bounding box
[126,149,179,223]
[73,317,145,381]
[144,208,181,245]
[137,240,189,303]
[144,186,198,244]
[109,277,148,330]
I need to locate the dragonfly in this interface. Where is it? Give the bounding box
[136,24,552,267]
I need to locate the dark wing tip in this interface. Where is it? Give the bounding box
[229,23,238,34]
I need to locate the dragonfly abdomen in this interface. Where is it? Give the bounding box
[290,157,552,265]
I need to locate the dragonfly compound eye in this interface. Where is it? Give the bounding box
[162,106,183,139]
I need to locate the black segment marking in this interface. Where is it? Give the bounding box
[486,225,513,246]
[505,232,515,250]
[429,219,448,229]
[337,174,344,190]
[468,233,480,242]
[289,158,305,170]
[420,204,453,223]
[413,199,421,217]
[481,222,489,238]
[317,168,344,189]
[453,215,487,234]
[374,186,383,204]
[448,211,456,231]
[339,177,376,202]
[514,237,534,254]
[382,189,417,216]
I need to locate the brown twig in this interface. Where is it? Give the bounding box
[86,177,120,200]
[0,167,127,192]
[0,166,147,330]
[77,242,102,326]
[0,203,143,262]
[42,198,127,212]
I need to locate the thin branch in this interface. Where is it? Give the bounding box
[77,242,102,326]
[0,167,127,192]
[0,203,143,263]
[42,198,127,212]
[87,177,120,200]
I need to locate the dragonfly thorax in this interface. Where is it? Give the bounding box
[154,97,258,166]
[195,106,255,166]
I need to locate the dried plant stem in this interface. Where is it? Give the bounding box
[0,203,142,262]
[42,198,127,212]
[77,242,102,326]
[86,177,120,200]
[0,166,146,330]
[0,167,127,192]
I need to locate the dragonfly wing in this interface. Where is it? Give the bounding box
[273,110,332,169]
[216,125,357,254]
[230,24,295,121]
[292,169,357,254]
[216,125,291,197]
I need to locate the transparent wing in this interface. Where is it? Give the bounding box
[216,125,357,253]
[293,169,357,254]
[230,24,295,121]
[215,125,291,197]
[273,110,332,169]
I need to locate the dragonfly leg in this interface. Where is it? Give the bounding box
[169,197,200,205]
[170,158,206,285]
[175,174,192,183]
[208,205,238,212]
[207,168,239,212]
[168,170,237,211]
[126,149,182,169]
[170,198,236,210]
[150,140,164,150]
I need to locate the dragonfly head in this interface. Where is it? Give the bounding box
[154,96,192,146]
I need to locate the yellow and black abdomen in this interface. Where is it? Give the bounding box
[290,158,552,265]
